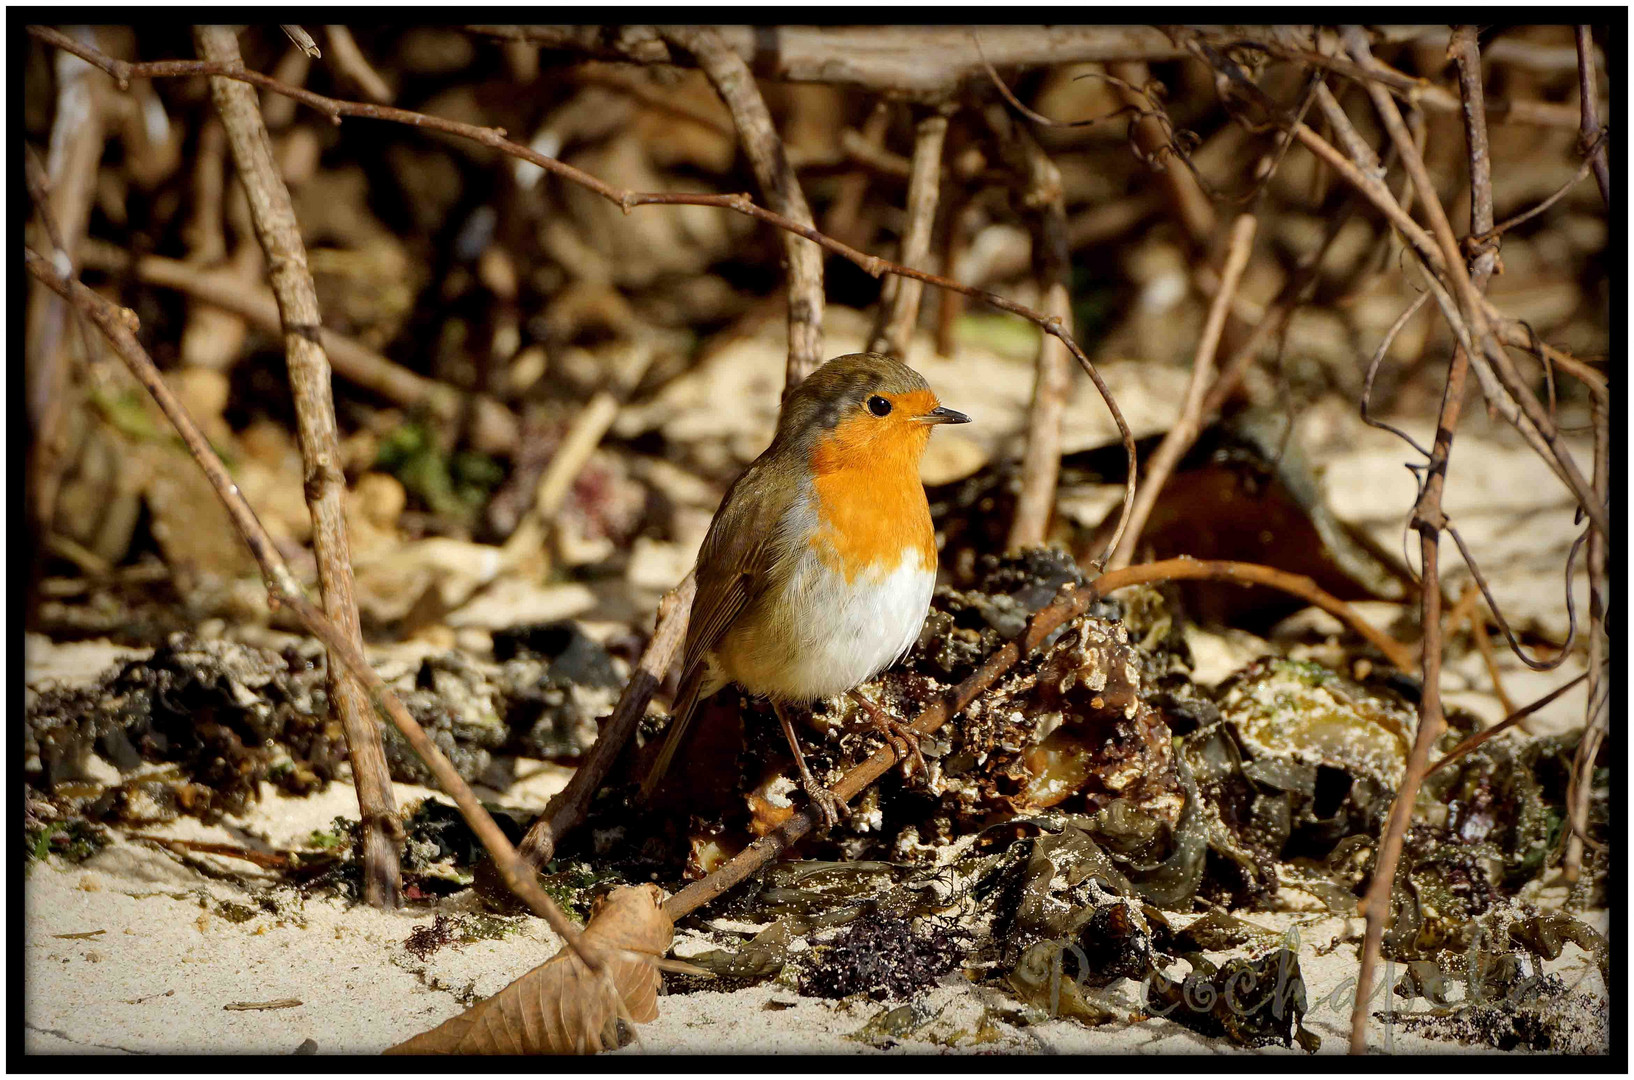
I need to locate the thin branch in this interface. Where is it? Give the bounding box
[1565,393,1610,880]
[1444,519,1582,673]
[869,111,949,358]
[660,26,824,387]
[1109,213,1257,570]
[1345,25,1490,1053]
[196,24,400,908]
[1425,672,1589,777]
[1108,58,1217,247]
[1089,557,1417,671]
[1480,140,1604,243]
[1005,127,1073,552]
[467,25,1596,126]
[1451,581,1517,718]
[519,571,696,867]
[469,24,1190,102]
[1487,311,1608,400]
[1575,25,1611,206]
[279,25,320,59]
[1345,27,1606,539]
[24,245,600,967]
[1197,170,1368,421]
[323,25,392,104]
[1359,291,1433,456]
[25,32,106,558]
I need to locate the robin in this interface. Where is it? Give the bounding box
[638,352,970,826]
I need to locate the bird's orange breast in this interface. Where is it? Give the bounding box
[807,395,938,580]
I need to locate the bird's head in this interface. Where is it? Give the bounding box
[775,352,970,475]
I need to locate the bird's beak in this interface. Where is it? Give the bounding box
[919,405,971,425]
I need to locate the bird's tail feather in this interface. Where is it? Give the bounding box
[637,662,709,802]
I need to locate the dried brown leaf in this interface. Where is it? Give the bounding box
[385,884,671,1056]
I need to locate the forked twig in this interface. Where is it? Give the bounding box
[1108,213,1257,570]
[1426,673,1588,777]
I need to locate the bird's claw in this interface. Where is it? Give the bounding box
[802,777,846,830]
[847,690,927,780]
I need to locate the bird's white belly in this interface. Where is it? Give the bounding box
[721,551,934,703]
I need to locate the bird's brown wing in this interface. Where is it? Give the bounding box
[637,461,796,799]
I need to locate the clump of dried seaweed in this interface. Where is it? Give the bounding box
[23,625,626,826]
[799,910,968,1001]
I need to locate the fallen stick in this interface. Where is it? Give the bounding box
[1089,557,1416,672]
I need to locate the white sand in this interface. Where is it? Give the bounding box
[24,798,1609,1056]
[23,640,1609,1056]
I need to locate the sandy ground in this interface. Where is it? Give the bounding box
[23,776,1610,1057]
[23,639,1611,1057]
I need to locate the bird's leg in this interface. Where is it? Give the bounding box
[846,688,928,780]
[773,700,846,829]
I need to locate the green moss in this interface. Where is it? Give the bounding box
[375,419,502,522]
[25,819,108,867]
[305,816,359,851]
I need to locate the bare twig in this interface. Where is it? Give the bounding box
[933,184,969,357]
[1198,176,1368,421]
[323,26,392,104]
[1346,26,1491,1053]
[520,572,697,867]
[1090,557,1416,671]
[1359,292,1433,456]
[1109,213,1257,570]
[870,111,949,358]
[470,25,1189,102]
[498,341,654,570]
[473,25,1597,126]
[1487,313,1607,401]
[823,103,890,250]
[279,25,320,59]
[25,31,106,559]
[24,246,600,966]
[1565,393,1610,880]
[196,24,400,908]
[1454,582,1518,718]
[1426,673,1589,777]
[1109,59,1217,247]
[1481,143,1604,243]
[661,26,824,388]
[1005,128,1073,552]
[1575,25,1611,206]
[132,835,295,870]
[1345,28,1606,539]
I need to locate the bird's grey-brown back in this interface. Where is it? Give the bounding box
[770,353,930,450]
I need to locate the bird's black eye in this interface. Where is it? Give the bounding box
[866,395,892,417]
